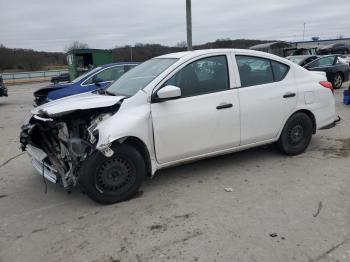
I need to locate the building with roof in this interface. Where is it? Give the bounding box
[249,41,292,56]
[291,38,350,49]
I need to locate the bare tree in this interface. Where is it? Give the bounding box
[64,41,89,53]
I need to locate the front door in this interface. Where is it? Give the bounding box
[151,55,241,164]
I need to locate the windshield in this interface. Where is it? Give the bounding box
[106,58,177,97]
[71,67,102,83]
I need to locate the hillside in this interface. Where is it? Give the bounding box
[0,39,270,71]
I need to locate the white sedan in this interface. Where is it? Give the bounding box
[20,49,336,204]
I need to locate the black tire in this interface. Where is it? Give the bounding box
[332,73,343,89]
[278,112,313,156]
[79,143,145,204]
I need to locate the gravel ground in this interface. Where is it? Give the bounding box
[0,82,350,262]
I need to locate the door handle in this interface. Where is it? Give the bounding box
[283,92,296,98]
[216,103,233,110]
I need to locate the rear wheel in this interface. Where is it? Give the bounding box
[79,144,145,204]
[278,113,313,156]
[332,73,343,89]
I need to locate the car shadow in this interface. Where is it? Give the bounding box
[6,144,283,210]
[144,144,282,188]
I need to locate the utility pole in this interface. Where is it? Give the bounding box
[186,0,193,50]
[130,46,133,62]
[302,22,306,41]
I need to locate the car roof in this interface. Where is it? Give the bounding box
[156,49,240,59]
[287,55,316,58]
[156,48,287,62]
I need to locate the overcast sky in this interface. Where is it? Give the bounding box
[0,0,349,52]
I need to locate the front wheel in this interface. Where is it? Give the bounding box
[278,113,313,156]
[79,144,145,204]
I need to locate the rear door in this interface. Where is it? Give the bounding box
[234,54,297,145]
[151,54,241,164]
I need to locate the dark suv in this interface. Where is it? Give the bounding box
[0,76,8,97]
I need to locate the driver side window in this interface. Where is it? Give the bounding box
[165,55,229,98]
[84,66,125,85]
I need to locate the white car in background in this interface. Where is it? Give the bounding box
[20,49,336,204]
[338,55,350,66]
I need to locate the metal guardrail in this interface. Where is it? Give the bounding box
[1,70,68,82]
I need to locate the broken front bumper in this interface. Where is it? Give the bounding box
[26,144,58,184]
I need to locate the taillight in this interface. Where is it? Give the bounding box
[319,81,334,94]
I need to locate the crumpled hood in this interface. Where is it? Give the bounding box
[31,92,125,117]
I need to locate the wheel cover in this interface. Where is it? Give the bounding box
[334,74,342,88]
[287,124,304,145]
[95,157,136,193]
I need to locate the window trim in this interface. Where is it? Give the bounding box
[235,55,290,88]
[151,54,231,101]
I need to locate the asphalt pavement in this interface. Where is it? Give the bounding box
[0,82,350,262]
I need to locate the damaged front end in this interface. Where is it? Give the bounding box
[20,102,120,190]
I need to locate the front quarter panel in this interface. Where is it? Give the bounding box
[95,91,155,169]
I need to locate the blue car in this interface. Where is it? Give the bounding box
[34,62,138,105]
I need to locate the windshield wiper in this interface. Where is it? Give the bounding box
[95,88,116,96]
[105,90,116,96]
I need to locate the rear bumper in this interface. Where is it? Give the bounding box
[26,144,58,183]
[319,116,341,130]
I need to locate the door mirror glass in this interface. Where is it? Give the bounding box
[155,85,181,101]
[93,75,104,86]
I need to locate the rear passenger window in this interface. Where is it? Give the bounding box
[271,61,289,81]
[236,55,289,87]
[236,56,274,87]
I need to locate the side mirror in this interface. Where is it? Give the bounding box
[152,85,181,102]
[93,76,104,86]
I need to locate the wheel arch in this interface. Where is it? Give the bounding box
[113,136,152,176]
[283,109,317,135]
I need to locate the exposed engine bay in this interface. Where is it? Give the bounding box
[20,104,120,190]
